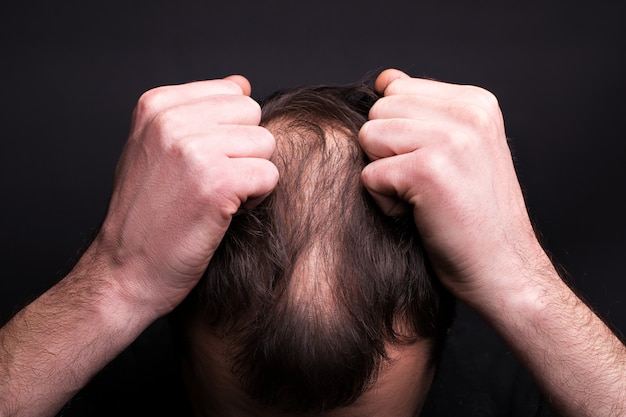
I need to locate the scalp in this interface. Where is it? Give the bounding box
[172,83,456,413]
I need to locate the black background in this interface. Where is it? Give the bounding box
[1,1,625,338]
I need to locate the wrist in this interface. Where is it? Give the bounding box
[67,241,161,341]
[0,242,162,417]
[453,240,561,321]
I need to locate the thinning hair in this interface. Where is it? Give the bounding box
[172,83,455,413]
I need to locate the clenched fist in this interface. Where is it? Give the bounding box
[360,69,544,305]
[92,75,278,318]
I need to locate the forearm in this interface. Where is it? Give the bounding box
[0,247,156,417]
[0,75,275,417]
[359,69,626,416]
[472,250,626,417]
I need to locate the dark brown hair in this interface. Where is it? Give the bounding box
[173,83,455,413]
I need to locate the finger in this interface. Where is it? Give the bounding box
[369,94,449,121]
[366,189,412,218]
[361,155,413,217]
[360,118,438,160]
[381,77,461,98]
[374,68,411,95]
[361,159,411,216]
[184,125,275,159]
[142,78,246,107]
[224,74,252,96]
[133,76,251,127]
[148,94,262,137]
[369,93,483,123]
[377,76,500,113]
[228,158,280,211]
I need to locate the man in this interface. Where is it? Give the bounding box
[0,69,624,417]
[169,82,456,416]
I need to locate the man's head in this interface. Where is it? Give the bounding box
[171,83,455,416]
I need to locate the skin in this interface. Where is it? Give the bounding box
[179,123,437,417]
[360,69,626,416]
[0,75,278,417]
[0,69,625,417]
[182,315,435,417]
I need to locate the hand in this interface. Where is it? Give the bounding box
[359,69,545,303]
[89,75,278,318]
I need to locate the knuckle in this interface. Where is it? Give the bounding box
[482,89,500,111]
[238,96,262,124]
[256,127,276,153]
[168,135,198,165]
[383,77,407,96]
[197,175,240,217]
[361,161,377,184]
[179,136,199,158]
[368,95,403,120]
[254,123,273,140]
[362,159,396,189]
[189,156,232,204]
[444,128,473,154]
[197,166,225,197]
[368,98,386,120]
[148,108,184,147]
[383,118,412,137]
[464,104,494,131]
[267,161,280,183]
[461,85,501,115]
[135,86,170,121]
[247,95,263,114]
[419,150,449,186]
[221,78,246,94]
[358,120,375,145]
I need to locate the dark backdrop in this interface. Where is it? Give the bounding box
[1,1,625,337]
